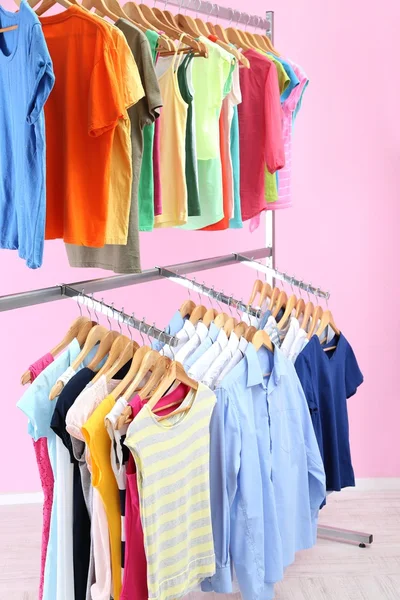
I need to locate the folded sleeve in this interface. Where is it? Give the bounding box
[264,62,285,174]
[27,23,55,125]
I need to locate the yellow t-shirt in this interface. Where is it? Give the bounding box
[82,393,122,600]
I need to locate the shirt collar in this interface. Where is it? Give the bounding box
[244,343,286,388]
[168,310,186,335]
[178,319,196,339]
[196,321,209,342]
[227,331,239,351]
[208,322,219,341]
[216,328,228,349]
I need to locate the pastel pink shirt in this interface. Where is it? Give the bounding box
[268,60,309,211]
[238,49,285,221]
[29,353,55,600]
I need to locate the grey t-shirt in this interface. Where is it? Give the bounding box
[65,19,162,273]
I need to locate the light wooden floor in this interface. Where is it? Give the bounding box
[0,490,399,600]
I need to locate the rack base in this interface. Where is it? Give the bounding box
[317,524,373,547]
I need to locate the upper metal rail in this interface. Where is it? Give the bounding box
[0,248,271,312]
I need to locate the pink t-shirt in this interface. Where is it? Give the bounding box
[121,383,189,600]
[29,352,55,600]
[238,49,285,221]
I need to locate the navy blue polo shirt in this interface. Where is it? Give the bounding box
[295,333,363,491]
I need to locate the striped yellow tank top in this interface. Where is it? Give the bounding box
[125,382,216,600]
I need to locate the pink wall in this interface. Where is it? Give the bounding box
[1,0,399,492]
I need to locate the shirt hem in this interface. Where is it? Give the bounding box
[155,213,188,228]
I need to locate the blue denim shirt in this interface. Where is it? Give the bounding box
[184,322,220,370]
[203,344,326,600]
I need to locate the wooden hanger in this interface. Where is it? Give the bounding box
[153,5,176,27]
[248,279,263,307]
[20,316,94,385]
[180,299,196,317]
[307,305,323,340]
[214,312,228,328]
[259,281,272,309]
[268,286,280,314]
[272,290,288,318]
[112,344,150,400]
[244,325,257,342]
[315,310,340,340]
[139,355,171,400]
[252,330,273,352]
[300,302,314,332]
[49,324,109,400]
[295,298,306,320]
[277,294,297,330]
[35,0,73,15]
[202,308,217,327]
[195,15,249,67]
[225,26,252,51]
[91,335,137,384]
[147,361,197,414]
[234,321,248,338]
[79,0,119,21]
[224,317,237,337]
[189,305,207,325]
[86,330,120,371]
[136,3,204,54]
[0,25,18,32]
[176,11,202,38]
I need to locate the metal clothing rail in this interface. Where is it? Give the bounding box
[64,286,179,347]
[236,254,330,300]
[0,247,271,313]
[159,268,262,318]
[159,0,273,32]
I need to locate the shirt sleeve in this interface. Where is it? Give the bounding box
[295,352,318,413]
[88,34,143,137]
[114,31,145,112]
[264,61,285,174]
[345,342,364,398]
[201,389,234,593]
[140,38,163,126]
[27,23,55,125]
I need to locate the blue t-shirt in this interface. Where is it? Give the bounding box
[0,0,54,268]
[294,333,363,491]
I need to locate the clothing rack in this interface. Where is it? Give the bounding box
[156,0,273,34]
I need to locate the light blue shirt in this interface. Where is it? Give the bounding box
[17,340,81,600]
[0,0,54,268]
[203,344,326,600]
[184,322,219,370]
[151,310,185,351]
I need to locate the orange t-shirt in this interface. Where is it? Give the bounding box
[40,7,144,246]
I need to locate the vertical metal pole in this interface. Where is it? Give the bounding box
[264,11,275,286]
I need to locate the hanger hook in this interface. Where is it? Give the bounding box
[254,15,260,31]
[163,0,168,9]
[325,291,330,309]
[107,302,114,330]
[77,289,83,317]
[183,0,190,16]
[290,276,295,296]
[227,7,234,26]
[90,293,99,323]
[306,284,312,303]
[178,0,184,14]
[244,12,250,30]
[82,289,92,320]
[315,287,320,306]
[126,312,133,340]
[140,318,146,346]
[213,3,219,23]
[227,295,233,316]
[206,1,213,18]
[148,322,156,345]
[118,307,124,335]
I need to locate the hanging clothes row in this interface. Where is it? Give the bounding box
[17,271,363,600]
[0,0,307,271]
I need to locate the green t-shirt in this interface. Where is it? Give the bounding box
[177,53,200,217]
[180,37,234,229]
[138,30,159,231]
